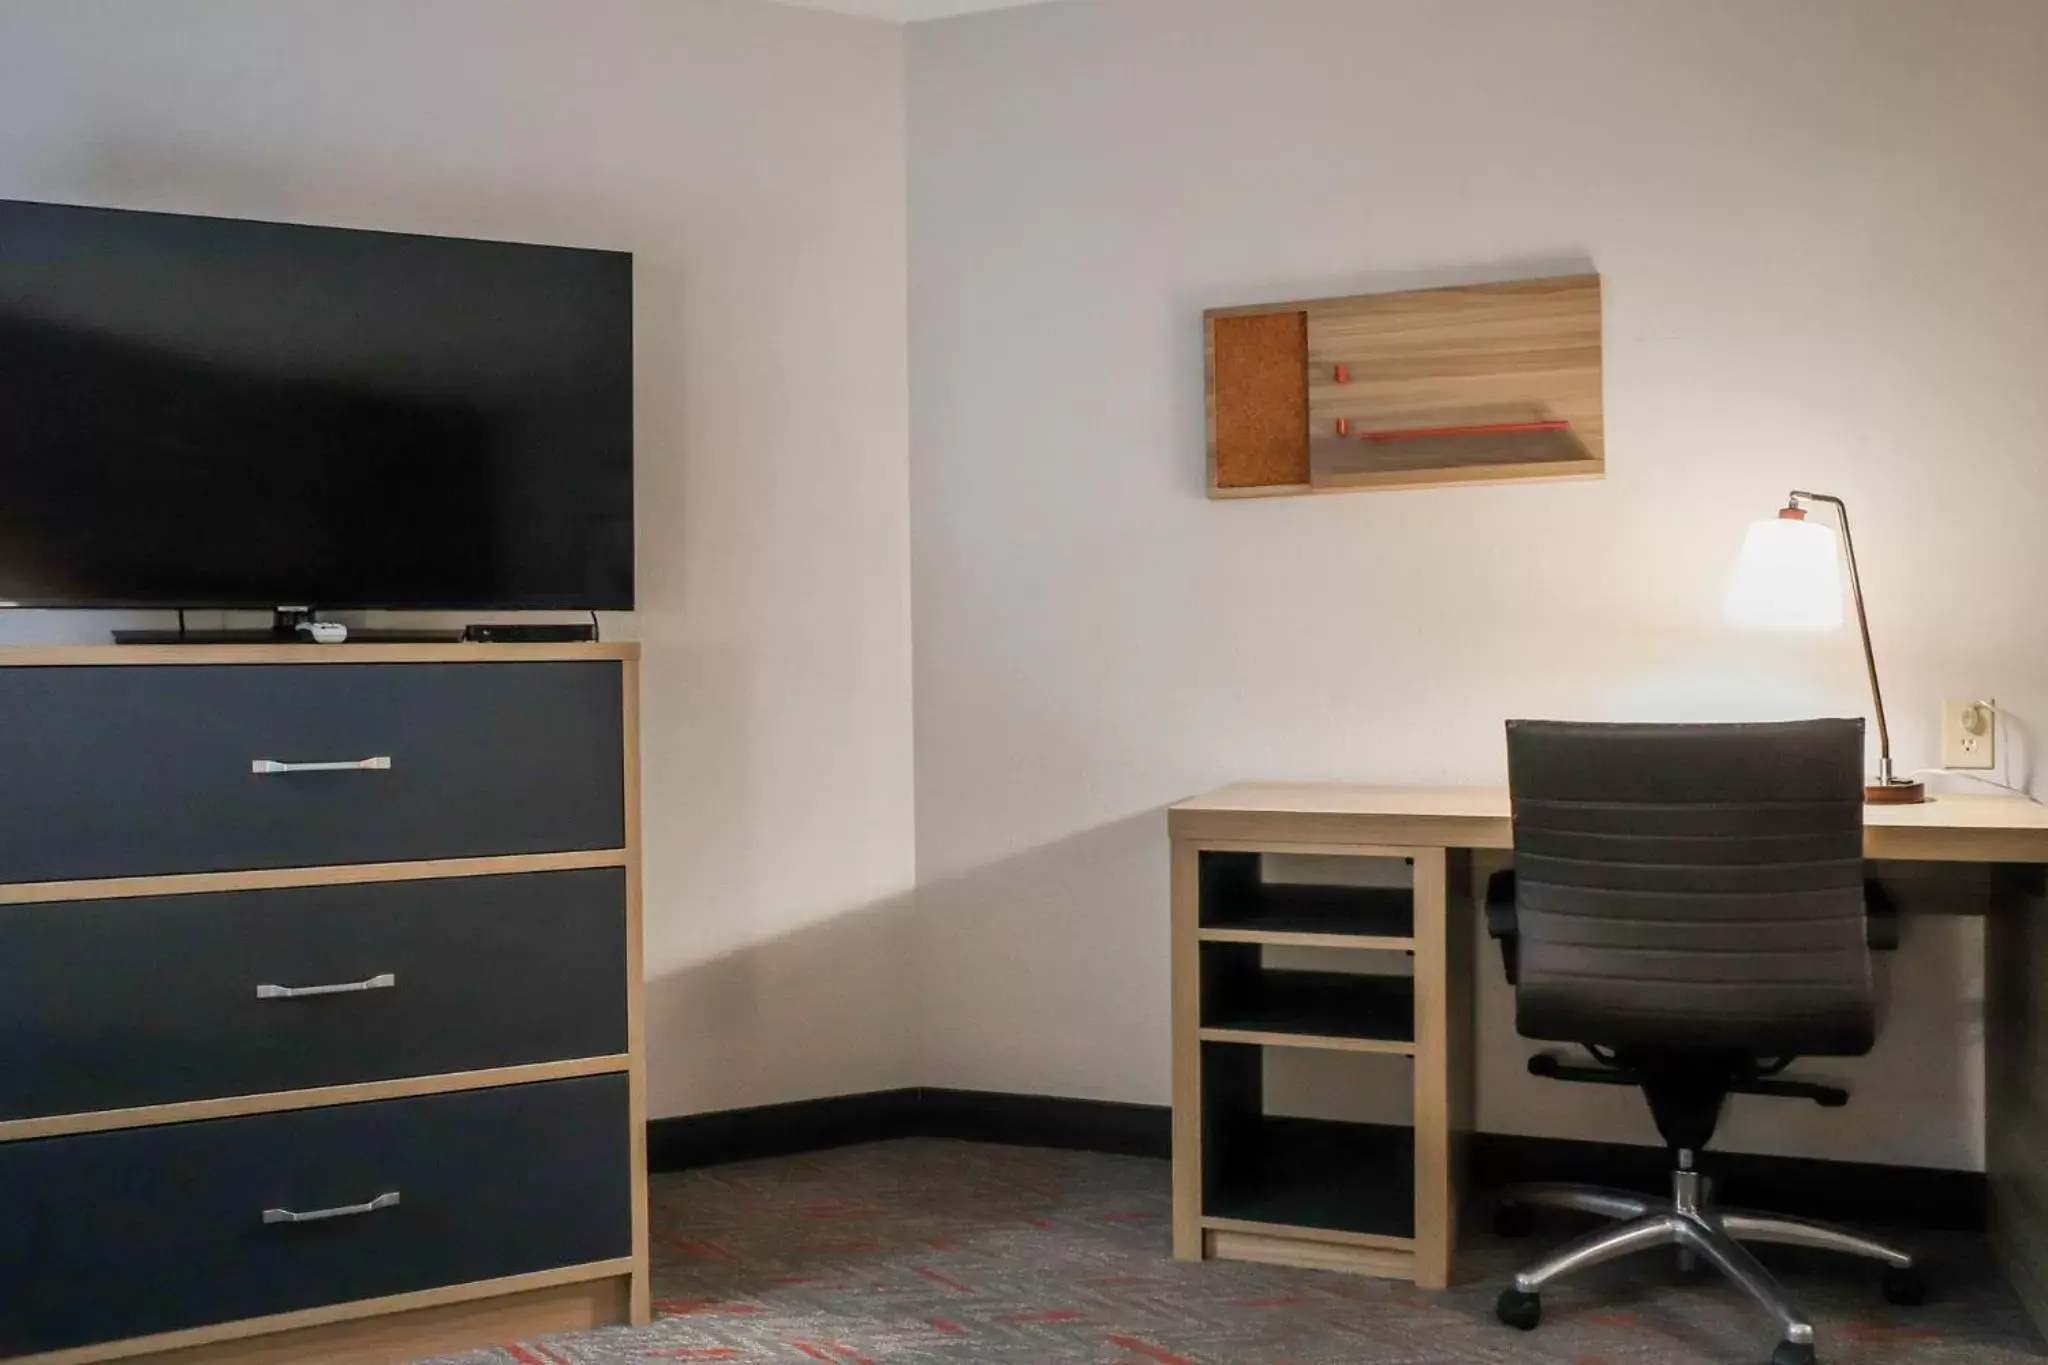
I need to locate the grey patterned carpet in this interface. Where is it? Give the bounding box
[424,1138,2046,1364]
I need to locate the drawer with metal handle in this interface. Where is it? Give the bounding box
[255,971,398,1000]
[0,660,624,883]
[250,755,394,775]
[0,869,627,1121]
[0,1075,633,1357]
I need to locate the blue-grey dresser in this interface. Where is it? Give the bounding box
[0,643,648,1365]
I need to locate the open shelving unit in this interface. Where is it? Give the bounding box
[1171,843,1476,1287]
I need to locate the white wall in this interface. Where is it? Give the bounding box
[907,0,2048,1169]
[0,0,917,1118]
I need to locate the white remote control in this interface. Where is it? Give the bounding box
[297,621,348,644]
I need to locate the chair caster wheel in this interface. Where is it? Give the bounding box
[1494,1202,1534,1238]
[1882,1264,1928,1306]
[1770,1341,1816,1365]
[1495,1288,1541,1331]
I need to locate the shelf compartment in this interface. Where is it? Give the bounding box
[1310,417,1596,487]
[1198,851,1414,945]
[1204,1115,1416,1240]
[1198,1215,1412,1252]
[1202,959,1415,1049]
[1201,1223,1417,1279]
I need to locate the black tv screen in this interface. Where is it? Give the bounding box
[0,200,633,610]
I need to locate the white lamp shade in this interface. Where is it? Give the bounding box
[1725,515,1845,631]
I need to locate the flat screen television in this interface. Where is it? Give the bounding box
[0,199,634,613]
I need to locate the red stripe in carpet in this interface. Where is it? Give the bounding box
[911,1266,975,1294]
[1108,1335,1196,1365]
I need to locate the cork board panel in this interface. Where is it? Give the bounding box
[1208,310,1308,490]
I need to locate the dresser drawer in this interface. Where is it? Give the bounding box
[0,661,624,883]
[0,1076,632,1357]
[0,869,627,1122]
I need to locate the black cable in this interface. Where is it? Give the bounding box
[590,609,601,643]
[177,609,187,641]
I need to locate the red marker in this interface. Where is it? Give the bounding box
[1362,419,1570,443]
[1334,363,1351,384]
[1335,418,1351,437]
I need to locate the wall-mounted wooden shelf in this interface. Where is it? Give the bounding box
[1204,274,1603,497]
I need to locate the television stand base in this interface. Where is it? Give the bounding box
[113,627,465,646]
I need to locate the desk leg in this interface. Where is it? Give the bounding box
[1989,863,2048,1338]
[1170,840,1204,1260]
[1412,849,1474,1290]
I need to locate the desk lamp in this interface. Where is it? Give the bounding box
[1725,490,1924,804]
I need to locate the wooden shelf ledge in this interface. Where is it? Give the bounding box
[1198,1027,1415,1056]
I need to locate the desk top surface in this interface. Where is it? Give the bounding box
[1170,782,2048,862]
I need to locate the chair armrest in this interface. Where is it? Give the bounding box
[1733,1072,1850,1107]
[1865,877,1900,952]
[1486,869,1519,984]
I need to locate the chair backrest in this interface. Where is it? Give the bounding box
[1505,719,1875,1057]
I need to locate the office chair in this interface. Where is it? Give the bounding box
[1487,719,1921,1365]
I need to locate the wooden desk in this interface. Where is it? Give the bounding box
[1167,784,2048,1325]
[1172,782,2048,862]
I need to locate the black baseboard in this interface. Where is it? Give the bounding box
[919,1088,1171,1157]
[647,1090,1984,1232]
[647,1087,1169,1171]
[646,1088,923,1171]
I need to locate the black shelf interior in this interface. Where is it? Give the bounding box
[1202,962,1415,1044]
[1199,851,1413,939]
[1205,1112,1416,1239]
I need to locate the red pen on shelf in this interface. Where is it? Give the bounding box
[1359,419,1570,443]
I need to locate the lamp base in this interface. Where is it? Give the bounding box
[1865,779,1927,806]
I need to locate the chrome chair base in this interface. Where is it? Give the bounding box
[1496,1164,1920,1361]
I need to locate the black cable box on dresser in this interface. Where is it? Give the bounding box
[462,623,599,644]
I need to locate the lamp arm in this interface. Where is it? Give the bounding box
[1789,490,1894,782]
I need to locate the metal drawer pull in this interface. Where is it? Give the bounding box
[256,972,396,1000]
[262,1191,401,1225]
[251,756,392,774]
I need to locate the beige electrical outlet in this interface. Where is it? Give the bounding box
[1942,699,1996,770]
